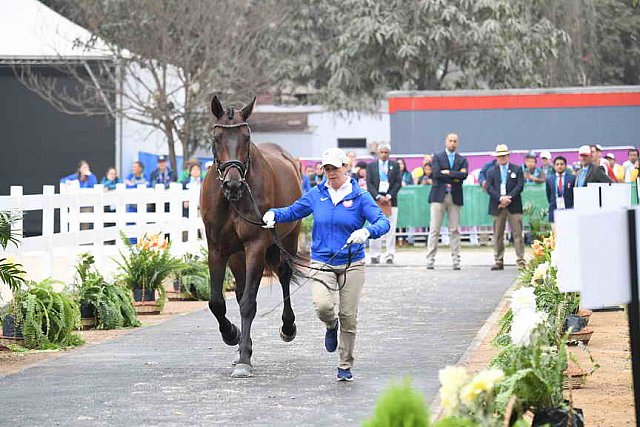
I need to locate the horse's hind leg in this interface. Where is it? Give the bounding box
[275,235,297,342]
[207,250,240,346]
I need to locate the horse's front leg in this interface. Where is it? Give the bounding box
[231,244,266,378]
[207,250,240,346]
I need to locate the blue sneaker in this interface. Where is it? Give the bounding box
[336,368,353,382]
[324,321,338,353]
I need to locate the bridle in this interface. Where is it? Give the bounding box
[211,122,252,182]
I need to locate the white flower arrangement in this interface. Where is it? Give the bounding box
[438,366,469,415]
[530,261,549,285]
[510,287,536,314]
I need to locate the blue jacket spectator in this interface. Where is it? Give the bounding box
[478,159,497,188]
[60,160,97,188]
[150,155,177,188]
[545,156,575,223]
[100,167,121,191]
[125,161,149,188]
[301,174,311,193]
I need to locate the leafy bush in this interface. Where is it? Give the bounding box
[0,211,26,293]
[74,254,140,329]
[175,248,235,300]
[13,279,84,349]
[362,378,430,427]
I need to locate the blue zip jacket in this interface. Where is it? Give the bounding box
[270,177,390,266]
[60,173,97,188]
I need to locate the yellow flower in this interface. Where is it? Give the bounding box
[440,389,459,416]
[439,366,469,392]
[459,369,505,405]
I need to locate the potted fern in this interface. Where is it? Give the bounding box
[11,279,84,349]
[115,232,184,314]
[172,248,234,301]
[1,211,26,339]
[73,253,140,330]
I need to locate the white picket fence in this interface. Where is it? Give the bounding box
[0,182,205,300]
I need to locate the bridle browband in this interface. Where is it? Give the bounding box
[211,122,252,182]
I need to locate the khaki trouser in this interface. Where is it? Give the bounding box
[426,194,461,265]
[492,209,525,264]
[310,259,365,370]
[370,207,397,260]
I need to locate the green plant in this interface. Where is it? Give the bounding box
[491,325,568,416]
[73,253,140,329]
[13,278,84,349]
[362,378,430,427]
[0,211,26,293]
[174,250,234,300]
[115,232,185,308]
[523,202,551,241]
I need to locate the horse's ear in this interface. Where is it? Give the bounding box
[241,97,257,121]
[211,95,224,119]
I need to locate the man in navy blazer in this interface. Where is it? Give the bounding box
[426,133,468,270]
[485,144,525,270]
[545,156,575,223]
[366,143,402,264]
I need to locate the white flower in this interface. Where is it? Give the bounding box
[459,368,505,405]
[511,287,536,315]
[438,366,469,415]
[510,309,547,346]
[531,262,549,284]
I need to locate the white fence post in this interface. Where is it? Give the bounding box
[42,185,55,278]
[9,186,24,238]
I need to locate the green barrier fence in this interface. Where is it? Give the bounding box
[397,183,638,228]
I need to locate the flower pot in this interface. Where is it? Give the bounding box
[133,288,156,302]
[564,315,587,334]
[567,327,594,346]
[577,308,592,325]
[80,302,95,318]
[563,366,587,389]
[532,405,584,427]
[172,279,182,292]
[2,314,23,339]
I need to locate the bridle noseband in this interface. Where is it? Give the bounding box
[212,122,252,182]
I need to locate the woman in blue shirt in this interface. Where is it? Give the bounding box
[100,167,121,191]
[262,148,390,382]
[60,160,97,188]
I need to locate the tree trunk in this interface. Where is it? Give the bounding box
[163,121,178,175]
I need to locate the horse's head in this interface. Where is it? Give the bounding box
[210,95,256,202]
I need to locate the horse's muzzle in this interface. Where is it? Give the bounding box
[222,180,245,201]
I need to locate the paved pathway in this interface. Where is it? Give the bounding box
[0,249,516,426]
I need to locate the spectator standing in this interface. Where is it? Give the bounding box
[60,160,98,188]
[396,158,413,186]
[366,143,402,264]
[576,145,612,186]
[312,162,325,187]
[411,154,433,183]
[125,161,149,188]
[425,133,468,270]
[605,153,624,182]
[485,144,525,270]
[545,156,575,223]
[522,152,545,184]
[478,158,497,190]
[539,151,554,177]
[150,155,176,188]
[354,161,368,190]
[346,150,358,176]
[100,167,121,191]
[623,148,639,182]
[416,163,433,185]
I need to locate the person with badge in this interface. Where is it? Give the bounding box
[485,144,526,270]
[545,156,575,223]
[366,143,402,264]
[262,147,390,382]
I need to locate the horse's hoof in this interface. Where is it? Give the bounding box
[231,363,253,378]
[232,349,240,366]
[222,324,241,346]
[280,324,297,342]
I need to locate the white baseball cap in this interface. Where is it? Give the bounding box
[540,150,551,159]
[605,152,615,160]
[578,145,591,156]
[321,148,347,168]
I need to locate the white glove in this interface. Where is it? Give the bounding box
[347,228,370,245]
[262,211,276,229]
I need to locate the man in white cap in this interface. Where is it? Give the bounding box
[539,150,554,177]
[576,145,611,187]
[485,144,525,270]
[604,153,624,182]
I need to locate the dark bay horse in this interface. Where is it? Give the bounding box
[200,96,301,378]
